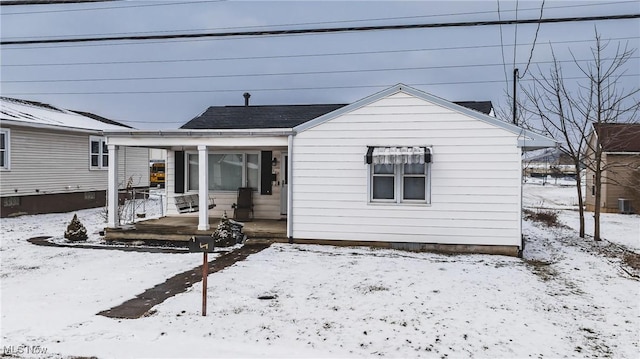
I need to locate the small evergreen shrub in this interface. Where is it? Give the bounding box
[64,214,88,241]
[212,212,245,247]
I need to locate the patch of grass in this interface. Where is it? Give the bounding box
[623,252,640,270]
[524,259,557,281]
[523,208,561,227]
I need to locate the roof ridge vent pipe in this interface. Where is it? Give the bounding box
[243,92,251,107]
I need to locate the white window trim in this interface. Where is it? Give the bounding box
[0,129,10,171]
[89,136,108,170]
[367,147,432,205]
[186,151,261,192]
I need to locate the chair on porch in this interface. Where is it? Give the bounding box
[232,187,254,221]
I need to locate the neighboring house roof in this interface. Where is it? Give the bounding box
[593,123,640,152]
[181,99,493,130]
[71,110,133,129]
[0,97,131,131]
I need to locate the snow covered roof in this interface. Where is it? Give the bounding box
[0,97,132,132]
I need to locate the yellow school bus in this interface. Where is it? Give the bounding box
[150,162,165,187]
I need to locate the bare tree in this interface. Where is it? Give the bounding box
[522,30,639,240]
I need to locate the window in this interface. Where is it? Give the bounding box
[187,152,260,191]
[0,129,9,170]
[89,136,108,169]
[367,146,431,204]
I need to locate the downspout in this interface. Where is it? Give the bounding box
[519,145,524,258]
[287,134,293,242]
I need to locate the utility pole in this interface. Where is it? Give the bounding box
[513,68,519,125]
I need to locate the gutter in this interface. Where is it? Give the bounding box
[0,119,108,134]
[103,128,295,137]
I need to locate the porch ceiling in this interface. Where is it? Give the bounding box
[105,131,290,148]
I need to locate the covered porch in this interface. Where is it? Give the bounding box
[103,129,294,240]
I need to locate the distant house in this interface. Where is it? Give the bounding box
[104,84,555,256]
[0,97,149,217]
[523,148,576,179]
[585,123,640,213]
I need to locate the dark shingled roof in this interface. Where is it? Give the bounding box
[594,123,640,152]
[454,101,493,116]
[182,104,347,129]
[181,101,493,130]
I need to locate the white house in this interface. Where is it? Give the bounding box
[103,84,555,256]
[0,97,149,217]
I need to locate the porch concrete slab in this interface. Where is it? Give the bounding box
[104,216,286,242]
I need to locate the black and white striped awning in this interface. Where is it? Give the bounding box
[365,146,431,165]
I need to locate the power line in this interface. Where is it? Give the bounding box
[0,0,222,14]
[0,0,116,4]
[4,57,637,84]
[4,36,637,67]
[4,74,637,96]
[2,14,639,46]
[519,0,546,78]
[513,0,520,70]
[497,0,509,89]
[2,0,636,39]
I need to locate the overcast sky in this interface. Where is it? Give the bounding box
[1,0,638,129]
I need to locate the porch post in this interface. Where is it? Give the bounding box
[107,144,119,228]
[287,135,293,239]
[197,145,210,231]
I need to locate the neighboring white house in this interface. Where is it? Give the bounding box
[0,97,149,217]
[103,84,555,256]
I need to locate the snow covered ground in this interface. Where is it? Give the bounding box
[523,177,640,251]
[1,185,638,358]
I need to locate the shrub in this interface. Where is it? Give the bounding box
[64,214,88,241]
[523,208,561,227]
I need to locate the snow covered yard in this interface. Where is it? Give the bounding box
[1,184,639,358]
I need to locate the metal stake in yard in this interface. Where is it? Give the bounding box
[202,251,208,316]
[189,236,215,317]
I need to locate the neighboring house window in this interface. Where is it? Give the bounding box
[367,146,431,204]
[187,152,260,191]
[0,129,9,170]
[89,136,108,169]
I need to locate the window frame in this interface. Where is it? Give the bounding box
[0,129,10,171]
[368,147,431,205]
[370,163,396,203]
[186,151,261,192]
[89,136,108,170]
[401,162,429,203]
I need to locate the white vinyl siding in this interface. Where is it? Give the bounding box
[117,147,150,188]
[292,92,522,247]
[0,126,149,197]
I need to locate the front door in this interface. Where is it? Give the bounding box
[280,154,288,215]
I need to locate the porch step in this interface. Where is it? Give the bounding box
[104,217,287,242]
